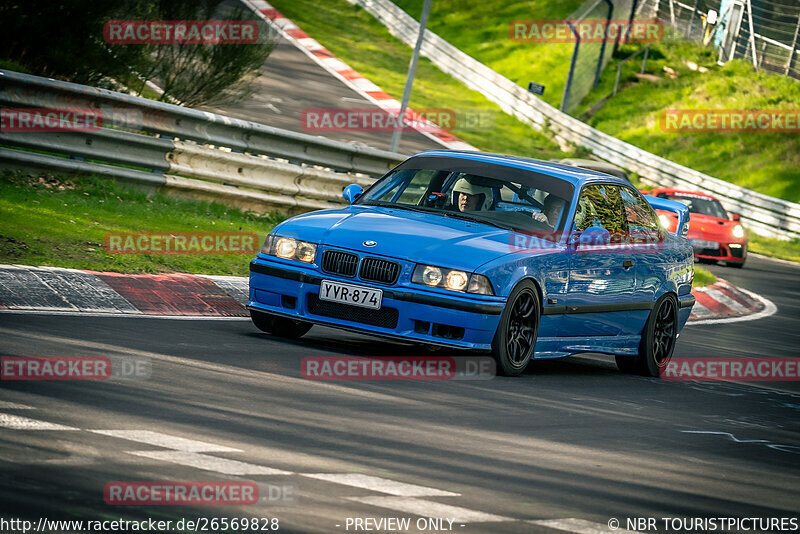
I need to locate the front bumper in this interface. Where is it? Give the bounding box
[691,239,746,262]
[248,258,505,350]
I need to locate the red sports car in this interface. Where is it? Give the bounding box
[645,189,747,268]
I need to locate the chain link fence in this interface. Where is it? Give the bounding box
[561,0,641,113]
[641,0,800,79]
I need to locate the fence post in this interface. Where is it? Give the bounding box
[745,0,758,68]
[687,0,700,39]
[641,45,650,73]
[786,12,800,75]
[561,22,581,112]
[594,0,615,88]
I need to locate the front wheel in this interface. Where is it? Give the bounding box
[251,310,312,339]
[628,294,678,377]
[491,281,540,377]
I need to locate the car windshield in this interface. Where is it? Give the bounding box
[356,166,573,233]
[661,194,728,219]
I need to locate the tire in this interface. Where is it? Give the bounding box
[728,260,745,269]
[632,294,679,377]
[251,310,312,339]
[491,280,540,377]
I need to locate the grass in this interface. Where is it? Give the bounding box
[276,1,800,203]
[749,234,800,263]
[0,172,282,276]
[0,171,719,286]
[267,0,575,159]
[693,266,716,287]
[580,38,800,203]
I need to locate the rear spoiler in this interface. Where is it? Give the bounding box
[645,195,690,237]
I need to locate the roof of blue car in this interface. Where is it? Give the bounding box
[410,150,628,187]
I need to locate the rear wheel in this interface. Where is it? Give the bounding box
[492,281,540,377]
[251,310,312,339]
[625,294,678,377]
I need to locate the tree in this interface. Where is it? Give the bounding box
[0,0,276,106]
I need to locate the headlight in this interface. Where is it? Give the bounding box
[732,224,745,238]
[445,270,469,291]
[262,235,317,263]
[658,214,671,228]
[412,264,494,295]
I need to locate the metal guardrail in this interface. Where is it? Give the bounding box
[349,0,800,240]
[0,69,403,213]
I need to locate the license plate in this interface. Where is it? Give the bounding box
[319,280,382,309]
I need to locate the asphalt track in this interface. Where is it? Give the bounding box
[199,39,442,155]
[1,255,798,533]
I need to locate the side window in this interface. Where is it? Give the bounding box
[377,169,433,204]
[620,187,661,242]
[572,185,627,241]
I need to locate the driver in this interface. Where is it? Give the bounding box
[532,194,565,227]
[451,176,493,212]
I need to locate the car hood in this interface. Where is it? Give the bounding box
[688,213,741,241]
[271,206,521,271]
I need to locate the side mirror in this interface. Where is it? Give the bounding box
[730,212,741,222]
[343,184,363,204]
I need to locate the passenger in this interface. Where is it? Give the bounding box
[451,177,493,212]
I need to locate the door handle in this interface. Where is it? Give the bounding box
[623,259,634,269]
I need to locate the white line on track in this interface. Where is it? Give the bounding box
[88,430,241,452]
[529,518,640,533]
[0,401,35,409]
[0,309,249,320]
[348,496,512,523]
[0,414,77,430]
[750,253,800,269]
[129,450,293,475]
[302,473,458,497]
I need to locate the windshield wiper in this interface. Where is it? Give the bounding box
[438,211,517,231]
[362,201,517,231]
[361,201,440,215]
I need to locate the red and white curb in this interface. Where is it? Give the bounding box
[241,0,476,151]
[0,265,776,324]
[0,264,249,319]
[688,278,777,325]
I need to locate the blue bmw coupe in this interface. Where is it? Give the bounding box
[249,151,695,376]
